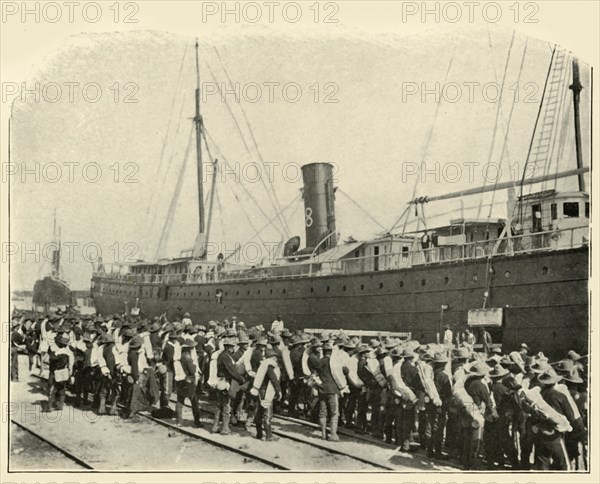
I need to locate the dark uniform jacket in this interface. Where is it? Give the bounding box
[217,351,244,384]
[466,377,496,420]
[103,343,118,378]
[357,358,374,387]
[250,347,264,373]
[308,351,321,373]
[259,365,282,399]
[290,346,304,379]
[401,360,424,394]
[128,349,141,382]
[162,341,176,372]
[48,346,70,372]
[433,367,452,408]
[540,385,586,439]
[316,356,339,395]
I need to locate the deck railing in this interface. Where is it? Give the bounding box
[92,225,588,286]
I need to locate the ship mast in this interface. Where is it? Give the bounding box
[52,209,61,278]
[192,38,206,259]
[570,59,586,192]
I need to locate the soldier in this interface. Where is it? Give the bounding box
[486,363,515,468]
[555,360,587,469]
[98,333,119,415]
[213,337,244,435]
[428,352,452,459]
[148,320,163,362]
[125,334,149,419]
[317,342,340,441]
[534,369,584,470]
[288,335,305,417]
[370,346,389,439]
[176,337,202,428]
[45,333,74,412]
[253,348,282,441]
[355,344,372,433]
[464,361,495,469]
[10,319,25,381]
[160,328,178,413]
[400,348,423,452]
[24,323,41,373]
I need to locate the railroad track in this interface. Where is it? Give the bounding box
[28,374,392,470]
[33,375,396,471]
[11,419,95,470]
[29,373,286,470]
[182,398,395,470]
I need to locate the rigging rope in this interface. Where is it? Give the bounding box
[224,193,302,263]
[516,45,557,223]
[401,39,457,235]
[154,124,195,261]
[487,36,528,221]
[202,126,286,238]
[203,61,287,236]
[337,188,387,232]
[213,46,291,238]
[475,30,516,220]
[544,54,572,187]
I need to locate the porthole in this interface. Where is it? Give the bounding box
[444,276,449,284]
[225,292,228,296]
[400,280,404,287]
[247,290,250,295]
[542,266,549,275]
[472,274,478,282]
[379,282,384,289]
[421,279,426,286]
[326,286,330,292]
[282,288,286,294]
[504,271,511,279]
[236,290,239,295]
[360,284,364,290]
[310,287,314,293]
[343,285,347,291]
[270,289,273,294]
[208,291,211,296]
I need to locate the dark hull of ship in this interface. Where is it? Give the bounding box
[32,276,74,308]
[90,247,588,358]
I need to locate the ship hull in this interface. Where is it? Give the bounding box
[32,276,74,309]
[91,247,588,358]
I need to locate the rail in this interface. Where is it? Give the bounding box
[92,225,588,286]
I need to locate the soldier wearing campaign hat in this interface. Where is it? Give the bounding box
[316,342,340,441]
[353,344,373,433]
[97,333,119,415]
[399,347,423,452]
[213,336,244,435]
[45,333,74,412]
[288,335,306,418]
[426,352,451,459]
[176,338,202,428]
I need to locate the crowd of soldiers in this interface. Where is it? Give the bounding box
[10,309,588,471]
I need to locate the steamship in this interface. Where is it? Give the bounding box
[33,212,74,311]
[91,41,589,358]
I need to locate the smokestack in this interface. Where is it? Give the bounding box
[301,163,337,254]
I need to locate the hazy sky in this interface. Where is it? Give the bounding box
[9,28,591,289]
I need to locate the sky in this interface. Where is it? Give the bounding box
[9,28,591,290]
